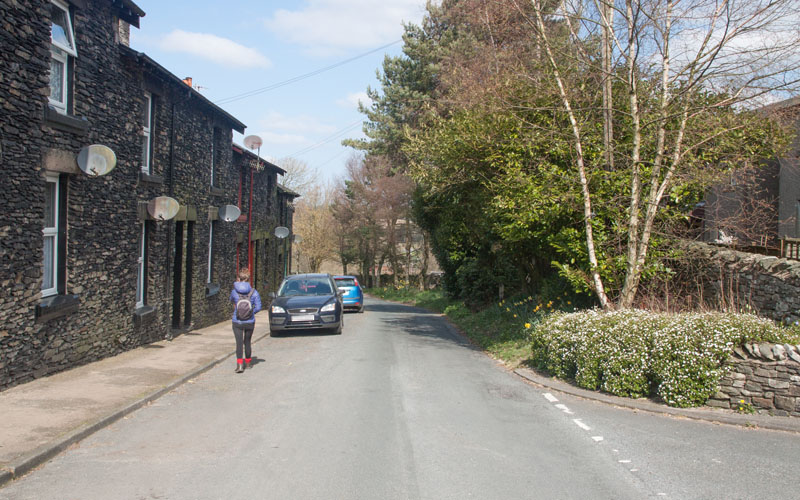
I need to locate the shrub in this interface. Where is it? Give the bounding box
[531,310,790,407]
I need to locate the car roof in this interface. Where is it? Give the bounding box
[285,273,331,280]
[333,275,357,279]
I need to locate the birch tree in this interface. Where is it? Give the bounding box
[520,0,800,308]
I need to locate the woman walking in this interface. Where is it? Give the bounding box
[230,268,262,373]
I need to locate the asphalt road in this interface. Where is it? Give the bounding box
[2,297,798,499]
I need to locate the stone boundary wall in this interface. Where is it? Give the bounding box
[708,342,800,416]
[680,241,800,324]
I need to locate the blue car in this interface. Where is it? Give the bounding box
[334,275,364,313]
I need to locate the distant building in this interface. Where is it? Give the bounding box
[0,0,294,391]
[698,98,800,253]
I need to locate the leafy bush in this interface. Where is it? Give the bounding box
[532,310,790,407]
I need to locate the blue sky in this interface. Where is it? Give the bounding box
[129,0,428,182]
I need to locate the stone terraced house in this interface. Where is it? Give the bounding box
[0,0,295,391]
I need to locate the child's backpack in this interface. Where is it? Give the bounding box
[235,290,255,321]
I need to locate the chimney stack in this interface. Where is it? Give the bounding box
[117,19,130,46]
[183,77,193,88]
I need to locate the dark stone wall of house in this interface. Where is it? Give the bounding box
[0,0,52,383]
[0,1,287,392]
[233,151,283,297]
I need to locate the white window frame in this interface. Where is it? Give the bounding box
[136,222,146,307]
[42,174,60,298]
[50,0,77,56]
[141,92,153,174]
[207,221,214,283]
[49,0,77,114]
[49,48,69,113]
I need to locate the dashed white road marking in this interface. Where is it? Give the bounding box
[572,419,591,431]
[591,436,604,442]
[544,393,559,403]
[554,403,574,414]
[618,459,632,464]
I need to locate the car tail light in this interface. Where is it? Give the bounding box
[354,279,359,287]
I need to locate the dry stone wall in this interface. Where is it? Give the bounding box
[708,342,800,416]
[680,241,800,324]
[672,243,800,415]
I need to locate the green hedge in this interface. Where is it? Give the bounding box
[531,310,795,407]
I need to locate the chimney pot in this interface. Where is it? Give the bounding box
[183,77,193,87]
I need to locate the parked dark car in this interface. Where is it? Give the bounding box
[268,274,343,336]
[334,275,364,313]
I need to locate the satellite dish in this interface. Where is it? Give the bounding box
[243,135,263,150]
[274,226,290,239]
[218,204,241,222]
[147,196,180,221]
[77,145,117,177]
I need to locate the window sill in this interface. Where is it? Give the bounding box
[210,186,224,197]
[206,283,220,297]
[139,171,164,185]
[36,294,80,323]
[44,107,89,135]
[133,305,156,328]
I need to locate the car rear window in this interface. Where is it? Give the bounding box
[280,279,334,295]
[335,278,356,287]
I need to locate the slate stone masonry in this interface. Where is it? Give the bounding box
[708,342,800,416]
[680,241,800,325]
[0,0,291,392]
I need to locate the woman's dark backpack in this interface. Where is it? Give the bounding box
[235,290,255,320]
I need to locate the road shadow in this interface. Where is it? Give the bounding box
[365,302,438,315]
[270,329,338,338]
[380,314,479,352]
[246,356,266,368]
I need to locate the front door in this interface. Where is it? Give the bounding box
[184,221,194,327]
[171,221,184,329]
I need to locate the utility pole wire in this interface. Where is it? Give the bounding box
[289,121,363,158]
[215,40,402,105]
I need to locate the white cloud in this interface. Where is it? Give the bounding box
[159,30,271,68]
[265,0,426,54]
[337,91,372,109]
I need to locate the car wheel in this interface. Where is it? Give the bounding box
[358,305,364,313]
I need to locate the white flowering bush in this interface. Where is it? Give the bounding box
[531,310,788,407]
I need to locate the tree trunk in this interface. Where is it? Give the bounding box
[601,0,615,170]
[532,0,611,309]
[419,231,430,290]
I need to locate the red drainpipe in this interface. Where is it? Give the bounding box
[236,165,243,273]
[247,165,254,283]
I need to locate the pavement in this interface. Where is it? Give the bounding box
[0,312,270,488]
[1,307,799,489]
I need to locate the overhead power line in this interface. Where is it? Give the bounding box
[215,40,402,106]
[289,120,363,158]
